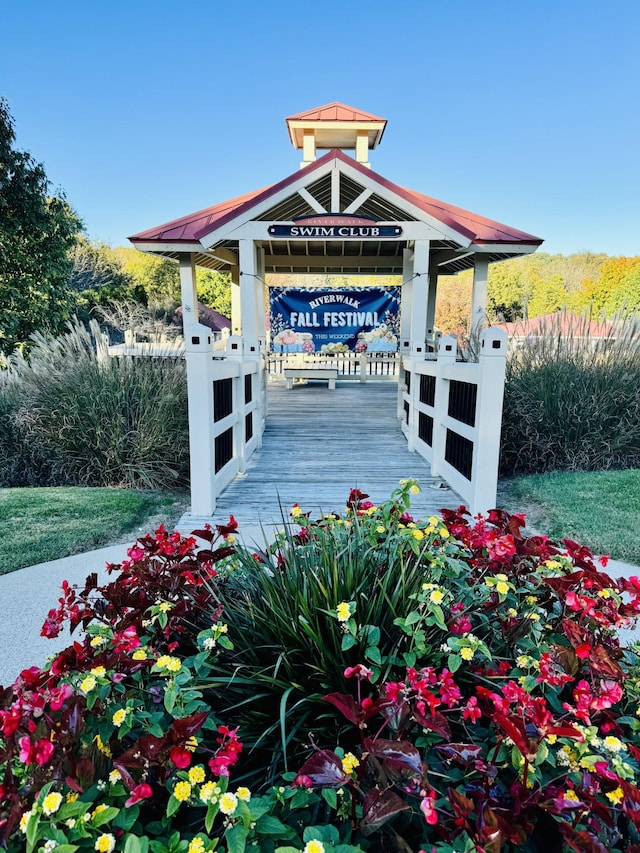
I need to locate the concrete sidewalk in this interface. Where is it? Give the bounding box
[1,541,638,690]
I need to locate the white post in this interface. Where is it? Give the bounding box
[410,239,430,356]
[398,248,414,418]
[426,267,438,350]
[179,255,199,327]
[239,240,258,341]
[184,323,216,517]
[431,334,458,478]
[471,328,508,515]
[230,265,241,335]
[471,256,489,336]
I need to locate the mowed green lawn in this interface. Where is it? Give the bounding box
[0,487,187,575]
[499,469,640,565]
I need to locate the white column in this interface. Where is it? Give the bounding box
[256,247,267,348]
[399,248,414,351]
[302,130,316,167]
[230,266,241,335]
[355,130,370,167]
[179,255,199,328]
[427,267,438,347]
[471,256,489,334]
[410,239,430,356]
[239,240,258,341]
[430,334,458,478]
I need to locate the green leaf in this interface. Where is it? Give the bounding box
[405,610,423,626]
[365,645,382,665]
[205,801,219,833]
[225,823,248,853]
[114,805,140,831]
[322,788,338,809]
[26,811,41,853]
[166,795,180,818]
[255,815,290,835]
[92,806,120,826]
[341,633,357,651]
[448,653,462,673]
[124,836,144,853]
[164,685,177,714]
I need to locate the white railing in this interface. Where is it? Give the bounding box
[401,329,507,516]
[267,351,399,381]
[184,327,263,519]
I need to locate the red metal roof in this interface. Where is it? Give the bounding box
[129,150,542,248]
[286,102,386,123]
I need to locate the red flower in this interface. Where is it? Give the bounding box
[462,696,481,723]
[170,746,192,769]
[125,782,153,808]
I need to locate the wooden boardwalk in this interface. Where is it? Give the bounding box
[212,380,465,533]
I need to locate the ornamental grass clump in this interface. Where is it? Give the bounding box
[2,482,640,851]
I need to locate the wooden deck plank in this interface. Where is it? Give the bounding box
[209,380,465,531]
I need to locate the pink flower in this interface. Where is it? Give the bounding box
[420,790,438,825]
[125,782,153,807]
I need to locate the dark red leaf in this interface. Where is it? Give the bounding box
[360,786,409,835]
[413,708,451,740]
[323,692,363,725]
[363,738,423,776]
[191,528,215,543]
[559,822,608,853]
[448,786,475,817]
[493,714,534,759]
[435,743,483,767]
[294,749,348,788]
[170,710,209,742]
[589,645,625,680]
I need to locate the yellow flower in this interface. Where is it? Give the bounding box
[199,781,218,803]
[507,608,518,617]
[158,602,172,612]
[216,623,229,634]
[336,602,351,622]
[173,781,192,802]
[112,708,128,727]
[376,525,386,534]
[42,791,63,815]
[526,612,541,621]
[526,595,537,604]
[439,528,450,539]
[92,804,109,819]
[410,484,420,494]
[597,589,612,599]
[108,769,121,784]
[95,834,116,853]
[188,839,206,853]
[412,529,424,541]
[132,649,147,660]
[66,792,79,802]
[291,504,302,517]
[546,734,557,744]
[236,786,251,801]
[156,655,181,672]
[227,535,236,543]
[94,734,112,756]
[603,736,625,753]
[188,765,206,785]
[428,517,440,526]
[90,636,106,648]
[563,789,579,801]
[495,573,508,582]
[606,787,624,805]
[544,559,562,570]
[460,647,474,661]
[20,810,32,833]
[90,666,106,677]
[80,676,97,694]
[430,589,444,604]
[185,736,198,752]
[156,655,171,668]
[342,752,360,774]
[496,581,509,595]
[219,791,238,815]
[304,841,325,853]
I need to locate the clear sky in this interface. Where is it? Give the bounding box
[2,0,639,257]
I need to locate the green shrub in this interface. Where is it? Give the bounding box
[501,312,640,474]
[0,321,189,489]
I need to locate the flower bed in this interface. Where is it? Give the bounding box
[1,481,640,852]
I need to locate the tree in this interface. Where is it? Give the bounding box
[114,247,180,307]
[0,99,82,354]
[196,268,232,317]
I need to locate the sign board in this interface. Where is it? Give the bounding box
[268,214,402,239]
[269,287,400,354]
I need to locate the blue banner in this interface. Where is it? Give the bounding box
[269,287,400,353]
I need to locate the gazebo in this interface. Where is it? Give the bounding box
[129,102,542,521]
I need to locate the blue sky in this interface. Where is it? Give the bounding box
[2,0,639,256]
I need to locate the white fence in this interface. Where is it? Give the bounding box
[401,329,508,516]
[185,327,263,519]
[267,351,399,381]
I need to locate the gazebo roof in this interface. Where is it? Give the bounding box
[130,150,542,275]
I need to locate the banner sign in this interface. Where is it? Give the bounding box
[269,287,400,354]
[268,214,402,239]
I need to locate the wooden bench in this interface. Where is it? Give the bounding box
[284,368,338,390]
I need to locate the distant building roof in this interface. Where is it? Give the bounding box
[493,312,615,338]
